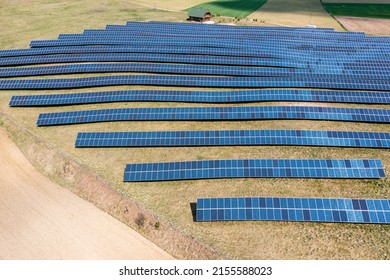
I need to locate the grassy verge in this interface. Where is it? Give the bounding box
[187,0,268,18]
[322,3,390,19]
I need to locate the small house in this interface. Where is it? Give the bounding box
[188,8,212,22]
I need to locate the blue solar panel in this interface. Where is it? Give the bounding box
[2,75,390,91]
[9,89,390,107]
[29,35,390,50]
[124,21,336,32]
[75,130,390,149]
[2,63,389,80]
[0,53,306,67]
[2,44,387,61]
[123,159,385,181]
[64,28,361,36]
[58,33,367,46]
[196,197,390,224]
[36,106,390,126]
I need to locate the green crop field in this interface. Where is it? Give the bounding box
[188,0,268,18]
[322,3,390,19]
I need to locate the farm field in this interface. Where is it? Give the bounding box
[188,0,268,18]
[1,0,390,261]
[249,0,343,30]
[336,17,390,36]
[320,0,390,35]
[125,0,209,11]
[322,0,390,3]
[322,3,390,19]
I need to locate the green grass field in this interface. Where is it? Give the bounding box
[188,0,268,18]
[322,3,390,19]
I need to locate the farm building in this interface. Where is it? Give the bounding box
[188,7,212,22]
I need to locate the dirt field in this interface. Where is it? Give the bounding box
[336,16,390,35]
[249,0,343,30]
[0,128,173,260]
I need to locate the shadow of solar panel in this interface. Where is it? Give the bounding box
[36,106,390,126]
[123,159,385,182]
[196,197,390,224]
[75,130,390,149]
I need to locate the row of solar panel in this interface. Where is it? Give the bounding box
[123,159,385,181]
[30,31,390,45]
[5,44,390,63]
[2,63,389,79]
[56,38,389,52]
[196,197,390,224]
[9,89,390,107]
[30,36,390,49]
[75,130,390,148]
[124,21,335,32]
[77,32,366,44]
[0,53,306,67]
[36,106,390,126]
[2,53,389,71]
[123,22,390,43]
[2,75,390,91]
[86,25,354,34]
[58,33,369,44]
[104,24,340,36]
[1,45,388,60]
[45,30,390,43]
[110,26,388,43]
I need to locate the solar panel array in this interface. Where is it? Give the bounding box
[4,63,390,80]
[36,106,390,126]
[196,197,390,224]
[75,130,390,149]
[2,75,390,91]
[3,21,389,225]
[124,159,385,181]
[9,89,390,107]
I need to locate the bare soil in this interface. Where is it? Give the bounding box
[336,16,390,36]
[0,127,174,260]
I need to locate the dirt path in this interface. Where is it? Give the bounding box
[0,128,174,260]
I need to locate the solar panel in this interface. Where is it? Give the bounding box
[36,106,390,126]
[0,45,320,59]
[30,35,390,49]
[5,45,387,61]
[66,27,358,35]
[2,63,389,80]
[0,53,306,67]
[196,197,390,224]
[125,21,336,32]
[9,89,390,107]
[58,33,367,45]
[75,130,390,149]
[2,75,390,91]
[123,159,385,181]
